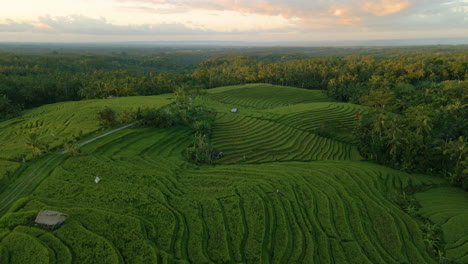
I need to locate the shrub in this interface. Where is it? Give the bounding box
[118,110,136,124]
[191,120,212,135]
[138,108,173,128]
[97,107,117,126]
[185,133,213,164]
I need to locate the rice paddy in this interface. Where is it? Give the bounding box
[205,84,332,110]
[415,187,468,263]
[0,84,466,263]
[0,95,172,161]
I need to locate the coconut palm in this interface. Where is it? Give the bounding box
[25,133,47,157]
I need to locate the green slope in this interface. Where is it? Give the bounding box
[205,84,332,110]
[416,187,468,263]
[0,84,466,263]
[0,95,172,162]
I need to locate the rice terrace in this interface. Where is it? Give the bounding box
[0,43,467,264]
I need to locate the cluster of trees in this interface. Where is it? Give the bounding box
[191,53,466,96]
[137,86,215,164]
[355,84,467,189]
[98,85,215,164]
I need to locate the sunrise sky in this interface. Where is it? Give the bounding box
[0,0,467,43]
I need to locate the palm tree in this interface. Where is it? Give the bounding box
[25,133,47,157]
[405,106,433,137]
[384,117,404,161]
[443,136,467,186]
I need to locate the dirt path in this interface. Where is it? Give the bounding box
[60,123,135,154]
[0,123,135,214]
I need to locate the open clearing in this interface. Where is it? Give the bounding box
[0,84,466,263]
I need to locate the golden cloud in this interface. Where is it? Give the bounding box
[362,0,410,16]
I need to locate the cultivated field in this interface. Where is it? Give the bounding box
[0,95,172,161]
[0,84,466,263]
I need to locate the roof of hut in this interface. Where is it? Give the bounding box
[35,210,67,226]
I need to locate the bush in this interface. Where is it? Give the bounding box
[191,120,212,135]
[138,108,173,128]
[97,107,117,126]
[136,101,215,164]
[185,133,213,164]
[117,110,136,124]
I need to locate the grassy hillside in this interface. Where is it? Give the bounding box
[205,84,332,110]
[0,84,466,263]
[416,188,468,262]
[0,95,172,162]
[0,161,20,193]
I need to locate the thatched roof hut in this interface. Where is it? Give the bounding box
[35,210,67,229]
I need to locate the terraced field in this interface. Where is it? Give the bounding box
[0,95,172,161]
[204,85,363,163]
[0,161,20,193]
[268,102,364,144]
[416,187,468,263]
[0,131,446,264]
[0,84,466,263]
[205,84,332,110]
[211,113,361,163]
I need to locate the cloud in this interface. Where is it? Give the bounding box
[114,0,468,30]
[36,15,211,35]
[1,0,466,40]
[0,20,35,32]
[360,0,468,31]
[0,15,288,36]
[361,0,410,16]
[0,15,210,35]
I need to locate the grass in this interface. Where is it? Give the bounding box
[0,161,21,192]
[265,102,364,144]
[415,187,468,262]
[211,113,362,163]
[0,95,172,162]
[0,84,466,263]
[205,83,331,110]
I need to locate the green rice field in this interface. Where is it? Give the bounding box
[0,95,172,161]
[0,84,466,263]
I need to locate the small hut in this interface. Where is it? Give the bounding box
[212,150,224,159]
[35,210,67,229]
[230,108,239,113]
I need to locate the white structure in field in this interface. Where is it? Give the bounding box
[95,176,101,184]
[231,108,239,113]
[35,210,67,229]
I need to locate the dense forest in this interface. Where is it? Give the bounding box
[1,45,467,188]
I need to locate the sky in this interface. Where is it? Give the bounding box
[0,0,467,43]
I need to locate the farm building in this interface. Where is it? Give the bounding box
[212,150,224,159]
[35,210,67,229]
[230,108,239,113]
